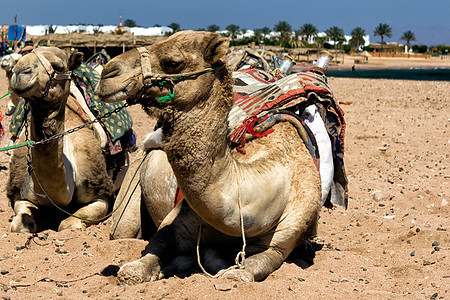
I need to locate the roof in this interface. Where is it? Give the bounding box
[29,33,166,48]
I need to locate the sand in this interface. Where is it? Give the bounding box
[0,58,448,299]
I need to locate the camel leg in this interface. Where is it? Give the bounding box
[110,151,145,240]
[221,188,321,282]
[117,203,199,285]
[58,199,108,231]
[11,200,38,233]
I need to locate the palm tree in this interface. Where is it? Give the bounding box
[226,24,240,40]
[253,28,263,43]
[400,30,416,50]
[273,21,292,45]
[299,23,318,43]
[374,23,393,54]
[93,24,103,35]
[315,36,326,48]
[240,28,247,39]
[349,27,366,51]
[123,19,137,27]
[47,25,57,34]
[325,26,345,48]
[207,25,220,33]
[168,23,181,34]
[261,27,272,40]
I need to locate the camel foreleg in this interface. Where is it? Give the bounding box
[58,199,108,231]
[221,197,320,282]
[11,200,38,233]
[117,203,200,285]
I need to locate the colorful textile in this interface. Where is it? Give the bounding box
[73,63,133,144]
[229,69,348,209]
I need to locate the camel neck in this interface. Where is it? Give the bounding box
[162,75,233,201]
[29,98,66,142]
[28,96,69,204]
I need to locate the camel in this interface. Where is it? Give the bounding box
[96,30,323,283]
[1,53,23,115]
[7,47,116,233]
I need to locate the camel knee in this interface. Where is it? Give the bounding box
[59,199,109,231]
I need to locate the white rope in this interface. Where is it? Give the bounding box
[196,159,247,277]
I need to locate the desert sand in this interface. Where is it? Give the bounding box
[0,57,448,299]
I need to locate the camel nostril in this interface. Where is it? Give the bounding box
[102,68,120,79]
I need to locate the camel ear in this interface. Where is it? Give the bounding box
[68,50,84,71]
[205,35,229,66]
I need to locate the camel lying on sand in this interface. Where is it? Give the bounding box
[7,47,116,232]
[1,53,23,115]
[97,31,323,283]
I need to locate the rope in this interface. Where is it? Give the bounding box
[0,140,35,152]
[8,102,134,222]
[110,151,149,236]
[0,91,12,99]
[0,101,130,152]
[134,46,224,106]
[196,159,247,277]
[25,150,145,223]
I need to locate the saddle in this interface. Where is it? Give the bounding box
[229,68,348,209]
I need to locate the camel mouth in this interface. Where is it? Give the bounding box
[96,80,136,103]
[10,73,38,96]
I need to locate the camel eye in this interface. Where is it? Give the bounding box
[52,62,65,73]
[161,59,183,73]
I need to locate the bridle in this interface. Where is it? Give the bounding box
[32,49,72,98]
[131,47,224,105]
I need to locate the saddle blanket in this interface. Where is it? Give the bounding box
[229,68,348,209]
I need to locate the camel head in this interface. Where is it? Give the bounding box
[10,47,83,102]
[1,53,23,74]
[96,30,230,110]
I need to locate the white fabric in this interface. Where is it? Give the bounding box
[302,104,334,204]
[142,127,163,149]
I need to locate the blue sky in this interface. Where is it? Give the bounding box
[1,0,449,46]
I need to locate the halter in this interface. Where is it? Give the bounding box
[32,49,72,98]
[132,47,223,105]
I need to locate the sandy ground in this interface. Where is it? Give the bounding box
[334,54,450,70]
[0,58,448,299]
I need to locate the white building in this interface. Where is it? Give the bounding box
[25,25,172,36]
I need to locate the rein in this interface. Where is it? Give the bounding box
[130,47,223,105]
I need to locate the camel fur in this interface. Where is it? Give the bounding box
[96,31,321,283]
[7,47,115,232]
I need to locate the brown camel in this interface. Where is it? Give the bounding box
[7,47,115,232]
[96,31,321,283]
[1,53,23,115]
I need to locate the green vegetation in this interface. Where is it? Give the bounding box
[374,23,393,53]
[123,19,137,27]
[207,25,220,32]
[299,23,318,42]
[349,27,366,50]
[226,24,240,40]
[325,26,345,49]
[168,23,181,34]
[273,21,292,47]
[400,30,416,49]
